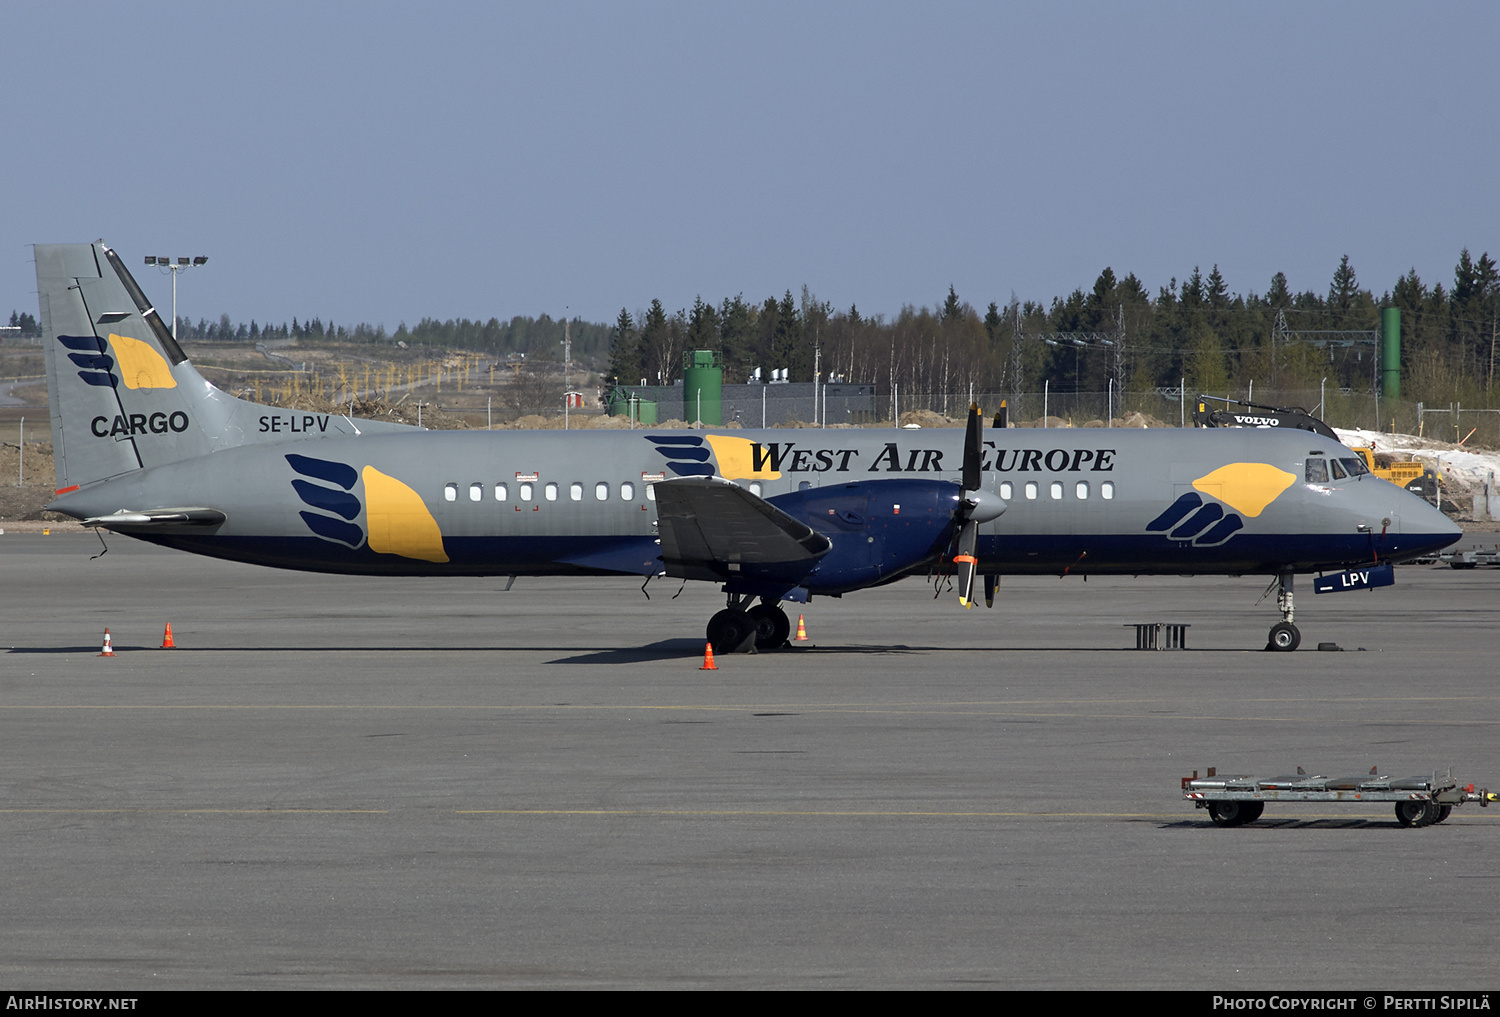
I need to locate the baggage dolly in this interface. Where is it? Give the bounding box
[1182,766,1497,827]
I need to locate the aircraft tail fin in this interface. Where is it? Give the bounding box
[36,241,411,491]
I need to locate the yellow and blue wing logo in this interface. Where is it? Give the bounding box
[642,433,783,480]
[286,454,449,563]
[287,454,364,547]
[644,434,716,476]
[1147,462,1297,545]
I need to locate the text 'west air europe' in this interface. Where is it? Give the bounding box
[749,442,1117,474]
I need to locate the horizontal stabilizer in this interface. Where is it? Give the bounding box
[654,477,831,582]
[82,507,227,529]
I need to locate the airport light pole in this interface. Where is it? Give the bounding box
[144,255,208,341]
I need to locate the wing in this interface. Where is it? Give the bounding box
[653,477,831,583]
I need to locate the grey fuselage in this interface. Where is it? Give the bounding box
[51,424,1460,582]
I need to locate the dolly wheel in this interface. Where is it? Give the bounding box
[1208,801,1264,827]
[1395,801,1441,827]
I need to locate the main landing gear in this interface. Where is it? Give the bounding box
[1266,571,1301,652]
[707,595,792,655]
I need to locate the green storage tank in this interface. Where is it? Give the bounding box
[607,387,658,425]
[1381,307,1400,399]
[682,350,723,426]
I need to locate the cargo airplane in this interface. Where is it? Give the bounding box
[34,242,1460,653]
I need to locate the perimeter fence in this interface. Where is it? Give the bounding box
[421,384,1500,448]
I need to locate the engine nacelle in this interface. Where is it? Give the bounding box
[768,478,962,594]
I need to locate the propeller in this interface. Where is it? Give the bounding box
[954,403,1006,608]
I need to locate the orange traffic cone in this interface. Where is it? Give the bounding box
[98,628,115,657]
[699,641,718,670]
[160,622,176,649]
[794,614,808,641]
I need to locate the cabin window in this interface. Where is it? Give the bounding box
[999,481,1013,500]
[595,482,609,501]
[1305,458,1329,483]
[1049,481,1063,500]
[570,482,583,501]
[1329,459,1348,480]
[444,483,457,502]
[749,482,762,497]
[1101,481,1115,500]
[799,481,812,491]
[495,483,508,501]
[544,482,558,501]
[1075,481,1089,500]
[621,482,635,501]
[520,482,533,501]
[646,484,656,501]
[469,483,483,502]
[1024,481,1038,500]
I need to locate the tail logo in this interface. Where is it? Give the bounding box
[58,335,118,388]
[106,333,176,388]
[286,454,449,563]
[57,333,176,389]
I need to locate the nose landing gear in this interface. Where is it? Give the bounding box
[1266,571,1301,652]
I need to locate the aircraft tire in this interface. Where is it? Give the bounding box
[747,604,791,649]
[1267,622,1301,652]
[1207,801,1262,827]
[1395,801,1441,827]
[707,609,758,655]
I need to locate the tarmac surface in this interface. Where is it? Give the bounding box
[3,532,1499,989]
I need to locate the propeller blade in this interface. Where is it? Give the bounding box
[955,402,991,609]
[955,519,979,608]
[962,402,983,492]
[984,572,998,608]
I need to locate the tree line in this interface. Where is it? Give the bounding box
[603,250,1500,407]
[143,313,610,362]
[5,310,39,334]
[11,248,1499,407]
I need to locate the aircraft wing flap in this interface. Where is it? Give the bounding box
[654,478,830,580]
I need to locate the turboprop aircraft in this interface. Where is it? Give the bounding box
[34,242,1460,653]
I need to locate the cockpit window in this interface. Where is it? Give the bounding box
[1305,458,1329,483]
[1340,456,1368,477]
[1330,458,1348,480]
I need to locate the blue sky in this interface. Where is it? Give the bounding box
[4,2,1496,330]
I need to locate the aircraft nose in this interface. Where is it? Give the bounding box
[1395,491,1462,556]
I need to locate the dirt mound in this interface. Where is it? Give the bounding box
[269,392,471,430]
[1120,411,1170,428]
[0,441,67,520]
[897,409,959,428]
